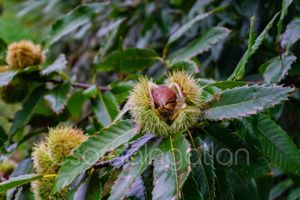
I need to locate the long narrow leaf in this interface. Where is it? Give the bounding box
[227,13,279,81]
[152,134,191,200]
[191,138,215,200]
[167,12,211,45]
[203,84,293,120]
[53,120,137,193]
[255,114,300,175]
[109,139,160,200]
[0,174,42,193]
[169,27,230,63]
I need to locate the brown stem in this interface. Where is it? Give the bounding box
[50,79,111,91]
[93,160,112,169]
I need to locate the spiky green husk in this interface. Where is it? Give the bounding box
[48,126,88,164]
[165,71,203,106]
[0,159,15,175]
[128,72,203,136]
[31,126,87,199]
[32,142,58,174]
[32,177,68,200]
[6,40,45,68]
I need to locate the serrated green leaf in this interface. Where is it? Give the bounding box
[288,188,300,200]
[207,81,247,90]
[227,13,279,81]
[95,48,159,73]
[169,27,230,63]
[278,0,294,37]
[126,176,146,200]
[281,18,300,49]
[6,158,35,200]
[109,139,160,200]
[190,138,215,200]
[256,176,272,200]
[85,170,102,200]
[227,16,256,81]
[66,173,88,200]
[214,168,234,200]
[112,134,155,168]
[260,54,296,83]
[14,184,34,200]
[44,82,71,114]
[270,179,293,200]
[228,170,258,200]
[141,165,154,200]
[73,170,103,200]
[202,84,221,103]
[152,134,191,200]
[168,12,211,45]
[204,125,271,178]
[53,120,137,193]
[255,114,300,175]
[67,90,88,119]
[10,85,47,135]
[83,85,98,99]
[91,91,119,127]
[169,60,198,73]
[41,54,67,75]
[203,85,294,120]
[95,18,125,61]
[182,175,204,200]
[0,71,18,87]
[111,81,134,104]
[0,174,42,193]
[45,3,107,47]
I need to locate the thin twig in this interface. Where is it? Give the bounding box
[50,79,111,91]
[93,160,112,169]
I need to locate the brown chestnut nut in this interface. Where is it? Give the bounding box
[151,86,177,119]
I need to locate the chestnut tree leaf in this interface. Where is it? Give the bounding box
[190,138,215,200]
[203,85,294,120]
[53,120,137,193]
[41,54,67,75]
[109,139,160,200]
[214,168,234,200]
[91,91,119,127]
[44,82,71,114]
[281,18,300,49]
[10,85,47,135]
[228,170,259,200]
[94,18,125,61]
[260,54,296,84]
[95,48,159,73]
[204,124,271,178]
[277,0,294,37]
[169,27,230,63]
[0,174,42,193]
[254,114,300,175]
[0,71,18,87]
[67,90,88,119]
[152,134,191,200]
[227,13,279,81]
[45,3,108,47]
[167,12,211,45]
[182,175,204,200]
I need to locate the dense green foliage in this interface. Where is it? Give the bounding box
[1,0,300,199]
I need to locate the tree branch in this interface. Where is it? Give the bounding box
[50,79,111,91]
